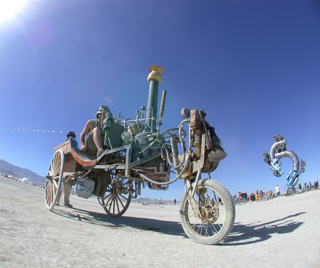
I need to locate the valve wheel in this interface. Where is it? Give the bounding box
[160,128,187,142]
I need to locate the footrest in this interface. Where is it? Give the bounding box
[70,149,97,167]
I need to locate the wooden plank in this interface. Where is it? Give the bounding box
[70,149,97,167]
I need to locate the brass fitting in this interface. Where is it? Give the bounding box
[147,65,164,84]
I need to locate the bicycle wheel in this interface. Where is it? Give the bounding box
[180,179,235,245]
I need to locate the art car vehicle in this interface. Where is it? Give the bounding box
[45,66,235,245]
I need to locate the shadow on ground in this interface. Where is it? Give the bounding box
[221,212,305,246]
[52,207,186,237]
[52,208,305,245]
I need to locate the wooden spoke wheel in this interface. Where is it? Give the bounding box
[45,149,65,211]
[100,174,132,217]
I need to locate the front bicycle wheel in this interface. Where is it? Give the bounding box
[180,179,235,245]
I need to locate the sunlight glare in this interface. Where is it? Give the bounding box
[0,0,26,22]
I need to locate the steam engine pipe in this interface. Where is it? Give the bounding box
[145,66,164,132]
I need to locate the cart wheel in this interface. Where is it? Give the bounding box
[100,176,132,217]
[180,179,235,245]
[45,149,65,211]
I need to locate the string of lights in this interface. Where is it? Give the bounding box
[0,128,63,133]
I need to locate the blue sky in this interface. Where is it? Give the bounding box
[0,0,319,200]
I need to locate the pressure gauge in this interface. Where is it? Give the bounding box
[121,131,131,141]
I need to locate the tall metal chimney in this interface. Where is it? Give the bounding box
[146,66,164,132]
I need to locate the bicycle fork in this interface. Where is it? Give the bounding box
[185,170,202,219]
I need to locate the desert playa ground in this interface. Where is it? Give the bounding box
[0,175,319,268]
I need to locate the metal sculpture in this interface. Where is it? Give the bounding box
[263,134,306,194]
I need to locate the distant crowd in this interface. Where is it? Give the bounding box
[234,180,319,204]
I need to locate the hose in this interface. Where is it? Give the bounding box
[136,153,190,186]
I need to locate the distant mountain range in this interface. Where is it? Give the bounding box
[0,159,45,185]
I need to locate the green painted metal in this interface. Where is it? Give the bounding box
[145,80,159,132]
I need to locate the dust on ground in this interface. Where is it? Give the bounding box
[0,176,319,268]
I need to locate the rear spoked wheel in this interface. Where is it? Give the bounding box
[100,172,132,217]
[180,179,235,245]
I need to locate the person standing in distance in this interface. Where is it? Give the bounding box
[275,184,281,196]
